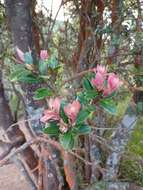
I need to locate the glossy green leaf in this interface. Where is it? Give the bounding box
[76,109,91,125]
[85,89,98,99]
[137,102,143,113]
[73,124,91,135]
[86,105,96,112]
[24,52,33,64]
[18,74,42,84]
[60,132,74,150]
[43,122,60,136]
[83,78,93,91]
[10,65,31,82]
[100,99,116,115]
[77,92,90,105]
[39,60,48,75]
[34,88,53,100]
[47,55,58,69]
[59,101,69,124]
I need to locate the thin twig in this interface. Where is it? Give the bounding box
[38,144,44,190]
[45,0,64,47]
[5,117,39,133]
[62,68,93,86]
[0,139,38,166]
[20,155,38,188]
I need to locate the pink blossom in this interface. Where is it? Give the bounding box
[96,65,107,76]
[16,46,32,62]
[103,88,110,96]
[92,65,107,75]
[40,50,48,60]
[40,97,61,123]
[91,72,105,91]
[40,110,60,123]
[16,47,25,62]
[64,100,81,123]
[103,73,122,96]
[48,97,61,113]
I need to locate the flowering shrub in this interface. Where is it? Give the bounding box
[39,65,122,149]
[91,65,122,96]
[40,98,91,149]
[40,50,49,60]
[14,48,122,150]
[40,97,61,123]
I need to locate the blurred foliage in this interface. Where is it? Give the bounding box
[119,117,143,186]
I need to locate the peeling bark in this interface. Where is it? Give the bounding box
[5,1,60,189]
[107,0,123,64]
[105,105,138,180]
[5,0,32,52]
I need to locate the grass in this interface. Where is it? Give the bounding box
[119,117,143,186]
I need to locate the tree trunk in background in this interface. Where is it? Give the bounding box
[5,0,32,52]
[5,1,59,189]
[107,0,123,64]
[105,106,137,180]
[77,0,104,71]
[0,66,38,189]
[134,0,143,68]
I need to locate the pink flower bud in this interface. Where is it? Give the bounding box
[103,73,122,96]
[16,46,25,62]
[40,110,60,123]
[40,50,48,60]
[40,97,61,123]
[96,65,107,76]
[49,97,61,113]
[91,72,105,91]
[92,65,107,75]
[64,100,81,123]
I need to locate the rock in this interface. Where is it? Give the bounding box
[84,182,143,190]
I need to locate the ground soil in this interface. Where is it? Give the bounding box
[0,164,30,190]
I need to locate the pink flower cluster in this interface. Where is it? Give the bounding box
[40,50,48,60]
[91,65,122,96]
[40,98,81,132]
[16,46,31,62]
[16,47,48,62]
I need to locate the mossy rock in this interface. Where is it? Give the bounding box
[84,181,143,190]
[119,117,143,186]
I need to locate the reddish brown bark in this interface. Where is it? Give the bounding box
[134,0,142,68]
[95,0,104,51]
[107,0,121,64]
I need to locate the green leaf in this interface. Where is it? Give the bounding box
[34,88,53,100]
[10,64,42,84]
[76,109,91,125]
[85,89,98,99]
[59,101,69,124]
[77,92,90,105]
[18,74,42,84]
[137,102,143,113]
[39,60,48,75]
[86,105,96,112]
[73,124,91,135]
[60,132,74,150]
[100,99,116,115]
[10,65,31,82]
[24,52,33,64]
[43,122,60,136]
[83,78,93,91]
[47,55,58,69]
